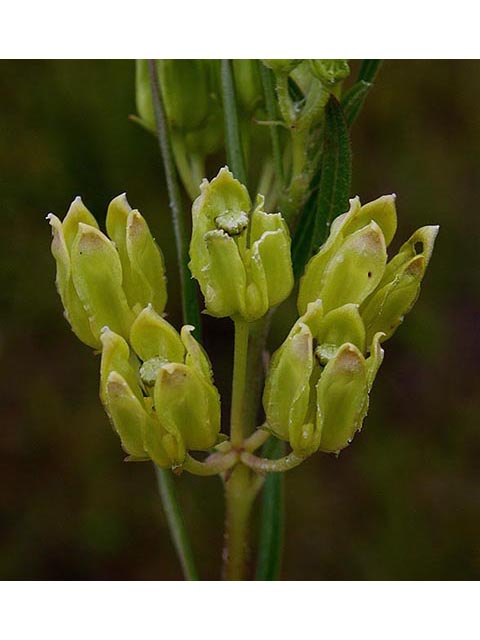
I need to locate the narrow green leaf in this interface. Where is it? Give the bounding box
[220,59,247,187]
[259,63,284,184]
[312,96,352,250]
[255,437,285,581]
[154,465,199,580]
[358,59,383,83]
[292,175,320,279]
[341,80,373,127]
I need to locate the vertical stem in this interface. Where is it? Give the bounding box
[147,59,201,333]
[154,466,199,581]
[223,464,255,580]
[230,317,250,447]
[223,317,254,580]
[220,59,247,186]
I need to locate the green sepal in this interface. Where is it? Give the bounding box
[154,362,220,453]
[317,343,368,453]
[130,305,185,363]
[47,213,99,348]
[70,223,134,340]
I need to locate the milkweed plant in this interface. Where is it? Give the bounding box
[47,60,438,580]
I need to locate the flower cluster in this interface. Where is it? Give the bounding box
[48,196,220,467]
[264,196,439,455]
[48,170,438,469]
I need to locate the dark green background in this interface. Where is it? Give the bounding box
[1,60,478,580]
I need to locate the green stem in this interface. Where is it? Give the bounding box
[223,464,257,580]
[154,466,199,581]
[230,317,250,447]
[220,59,247,186]
[147,59,201,333]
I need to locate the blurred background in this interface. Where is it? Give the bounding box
[0,60,479,580]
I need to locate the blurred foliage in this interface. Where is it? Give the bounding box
[0,60,479,580]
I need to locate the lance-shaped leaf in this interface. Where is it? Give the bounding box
[341,80,372,127]
[317,343,368,453]
[312,96,352,251]
[71,223,134,340]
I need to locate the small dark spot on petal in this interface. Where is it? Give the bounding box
[368,271,372,278]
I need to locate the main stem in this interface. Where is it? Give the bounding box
[230,317,249,448]
[223,317,253,580]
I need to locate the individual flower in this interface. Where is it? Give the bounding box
[47,194,167,349]
[189,167,294,322]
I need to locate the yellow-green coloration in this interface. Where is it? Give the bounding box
[189,167,294,321]
[263,300,384,455]
[264,194,438,456]
[99,307,221,467]
[48,195,167,348]
[298,195,438,342]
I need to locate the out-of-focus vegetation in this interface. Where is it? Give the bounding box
[1,60,479,580]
